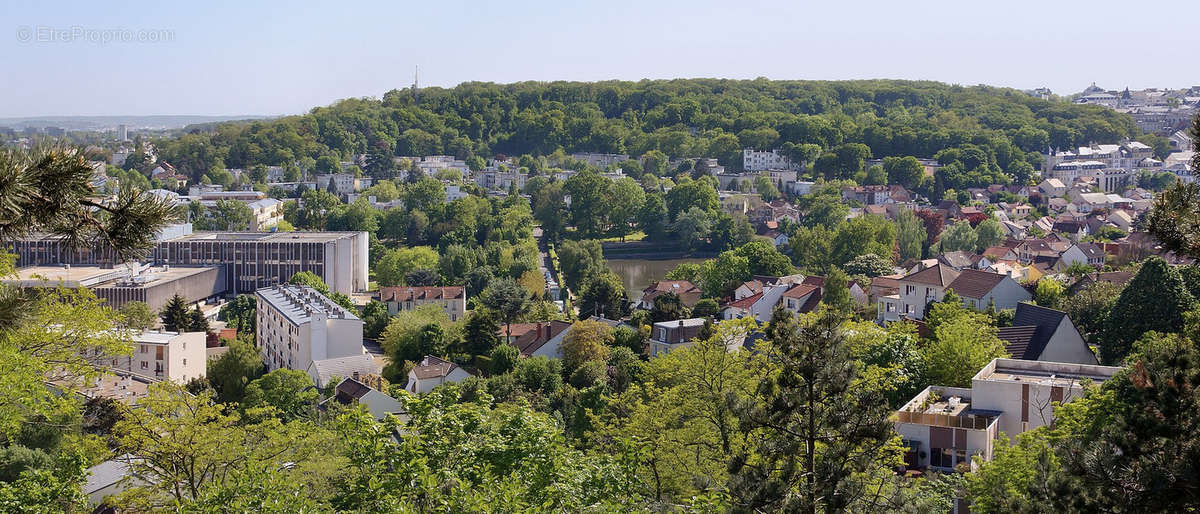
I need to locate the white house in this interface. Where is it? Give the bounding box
[109,330,207,384]
[306,353,383,389]
[321,377,406,420]
[504,320,573,359]
[877,265,1030,322]
[406,355,474,394]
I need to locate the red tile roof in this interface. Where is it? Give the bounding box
[380,286,465,302]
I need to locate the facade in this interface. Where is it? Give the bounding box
[571,152,630,169]
[156,231,369,295]
[379,286,467,321]
[255,284,364,373]
[246,198,284,231]
[877,265,1029,322]
[320,378,405,420]
[743,149,800,172]
[306,353,383,389]
[315,173,372,195]
[648,318,708,357]
[106,330,207,384]
[895,358,1121,472]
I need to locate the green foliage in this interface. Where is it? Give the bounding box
[895,209,928,261]
[557,239,606,293]
[117,300,157,331]
[241,369,320,421]
[731,239,794,276]
[332,391,640,512]
[207,336,265,404]
[487,344,520,375]
[1146,180,1200,259]
[159,294,190,332]
[218,294,256,334]
[691,298,720,319]
[922,312,1009,387]
[843,253,895,277]
[288,271,357,311]
[939,221,978,253]
[974,218,1005,252]
[1100,257,1195,364]
[376,246,439,287]
[1033,278,1065,309]
[480,277,530,340]
[729,309,898,512]
[561,319,614,372]
[0,286,133,438]
[822,267,855,312]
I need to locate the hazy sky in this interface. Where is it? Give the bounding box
[2,0,1197,117]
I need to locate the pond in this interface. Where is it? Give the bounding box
[607,258,707,300]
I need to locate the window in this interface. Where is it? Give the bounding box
[956,450,968,467]
[930,447,954,468]
[141,361,148,370]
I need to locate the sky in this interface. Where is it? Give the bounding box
[2,0,1198,117]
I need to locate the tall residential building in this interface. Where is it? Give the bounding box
[743,149,800,172]
[117,124,129,141]
[104,330,207,384]
[256,284,364,373]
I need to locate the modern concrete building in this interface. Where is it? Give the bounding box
[7,230,370,295]
[5,263,225,311]
[105,330,207,384]
[156,231,369,294]
[255,284,364,373]
[894,358,1121,472]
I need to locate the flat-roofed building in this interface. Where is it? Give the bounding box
[256,284,364,373]
[159,231,369,295]
[105,330,207,383]
[7,231,369,295]
[894,358,1121,472]
[4,263,225,312]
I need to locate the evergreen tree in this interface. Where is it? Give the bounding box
[1099,257,1195,364]
[188,306,210,333]
[160,294,189,332]
[729,308,894,513]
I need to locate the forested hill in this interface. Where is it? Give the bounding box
[157,79,1141,182]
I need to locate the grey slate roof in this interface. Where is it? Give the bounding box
[997,303,1070,360]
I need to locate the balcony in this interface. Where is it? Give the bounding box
[893,386,1000,431]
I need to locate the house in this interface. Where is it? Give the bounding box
[112,330,207,384]
[320,377,405,420]
[640,281,702,310]
[763,230,789,248]
[503,320,573,358]
[1108,209,1134,231]
[406,355,474,394]
[877,263,960,322]
[946,269,1032,311]
[1056,243,1106,270]
[894,359,1120,471]
[877,264,1030,322]
[842,185,892,205]
[85,455,147,508]
[649,318,709,357]
[868,274,902,303]
[307,353,383,389]
[379,286,467,321]
[982,245,1018,262]
[246,197,284,231]
[938,251,987,270]
[1068,270,1134,294]
[1051,219,1089,241]
[996,303,1097,365]
[1071,192,1110,213]
[780,283,823,315]
[1039,178,1067,198]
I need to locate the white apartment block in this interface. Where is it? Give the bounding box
[743,149,800,172]
[106,330,207,384]
[571,152,629,169]
[315,174,372,195]
[894,358,1121,472]
[256,285,364,373]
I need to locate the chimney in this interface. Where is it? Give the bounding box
[678,320,684,327]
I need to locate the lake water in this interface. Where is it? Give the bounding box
[608,258,707,299]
